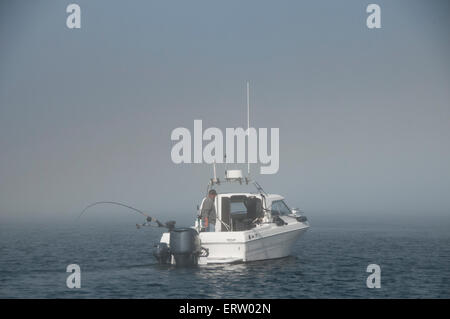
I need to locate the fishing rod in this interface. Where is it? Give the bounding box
[78,201,176,230]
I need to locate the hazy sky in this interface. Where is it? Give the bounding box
[0,0,449,224]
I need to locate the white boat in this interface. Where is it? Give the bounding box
[154,83,309,265]
[156,168,309,265]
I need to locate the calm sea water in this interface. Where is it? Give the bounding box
[0,220,449,298]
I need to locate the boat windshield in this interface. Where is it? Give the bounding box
[271,200,291,216]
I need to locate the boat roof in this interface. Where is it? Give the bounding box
[206,169,284,201]
[217,192,285,201]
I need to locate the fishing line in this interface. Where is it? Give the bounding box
[78,201,149,218]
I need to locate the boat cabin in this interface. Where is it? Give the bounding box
[196,169,295,232]
[199,192,292,232]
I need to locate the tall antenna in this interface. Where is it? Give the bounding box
[247,81,250,176]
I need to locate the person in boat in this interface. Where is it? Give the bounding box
[200,189,217,232]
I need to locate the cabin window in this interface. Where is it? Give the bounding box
[221,195,263,231]
[271,200,291,216]
[230,201,247,214]
[229,197,250,231]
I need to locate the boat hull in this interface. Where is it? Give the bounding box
[160,220,309,265]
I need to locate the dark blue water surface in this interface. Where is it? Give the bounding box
[0,220,449,298]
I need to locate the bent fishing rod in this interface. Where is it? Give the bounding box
[78,201,176,230]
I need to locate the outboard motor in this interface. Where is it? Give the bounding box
[169,228,201,266]
[153,242,171,264]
